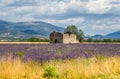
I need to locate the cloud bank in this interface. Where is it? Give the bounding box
[0,0,120,35]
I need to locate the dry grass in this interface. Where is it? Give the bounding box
[0,56,120,79]
[46,57,120,79]
[0,56,44,79]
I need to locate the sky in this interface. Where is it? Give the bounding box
[0,0,120,35]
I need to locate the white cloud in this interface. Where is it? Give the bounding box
[40,17,84,28]
[87,0,111,14]
[0,0,14,5]
[12,6,33,13]
[34,1,67,15]
[33,0,86,17]
[0,11,7,16]
[92,25,120,31]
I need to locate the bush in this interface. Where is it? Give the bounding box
[15,51,25,58]
[43,66,58,79]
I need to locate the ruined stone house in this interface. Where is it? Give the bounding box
[50,31,78,43]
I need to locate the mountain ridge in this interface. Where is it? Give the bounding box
[0,20,64,39]
[92,30,120,39]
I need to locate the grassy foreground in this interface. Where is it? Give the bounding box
[0,56,120,79]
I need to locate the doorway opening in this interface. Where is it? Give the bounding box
[54,39,58,43]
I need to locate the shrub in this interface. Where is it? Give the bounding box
[43,66,57,79]
[15,51,25,58]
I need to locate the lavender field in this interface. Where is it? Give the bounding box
[0,43,120,61]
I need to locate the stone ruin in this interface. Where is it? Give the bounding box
[50,31,63,43]
[50,31,78,43]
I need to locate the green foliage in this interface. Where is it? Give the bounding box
[93,39,103,42]
[43,66,58,79]
[103,39,112,42]
[77,29,84,42]
[112,39,120,42]
[27,37,49,42]
[27,37,40,42]
[84,38,120,42]
[87,37,94,42]
[15,51,25,57]
[64,25,84,42]
[64,25,78,35]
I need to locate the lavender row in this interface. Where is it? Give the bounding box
[0,44,120,61]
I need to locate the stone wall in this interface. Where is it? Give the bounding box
[50,31,79,43]
[50,31,63,43]
[63,34,78,43]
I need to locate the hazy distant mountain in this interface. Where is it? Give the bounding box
[92,35,104,39]
[92,30,120,39]
[0,20,64,39]
[105,30,120,38]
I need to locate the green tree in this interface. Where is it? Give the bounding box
[64,25,78,35]
[64,25,84,42]
[87,37,93,42]
[77,29,84,42]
